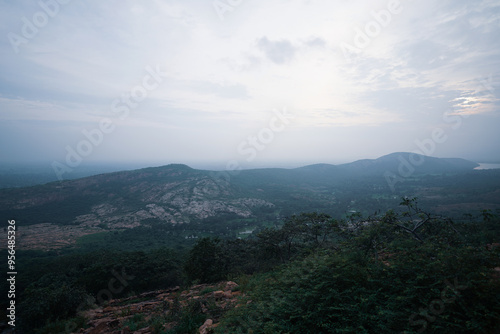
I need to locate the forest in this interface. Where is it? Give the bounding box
[1,198,499,333]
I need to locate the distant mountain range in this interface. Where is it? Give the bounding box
[339,152,479,174]
[1,152,496,249]
[225,152,479,189]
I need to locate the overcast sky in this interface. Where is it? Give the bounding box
[1,0,499,172]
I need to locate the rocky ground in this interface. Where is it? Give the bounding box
[0,167,275,250]
[73,281,244,334]
[0,223,105,250]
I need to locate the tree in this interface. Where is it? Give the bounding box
[19,273,91,330]
[184,238,228,283]
[256,212,336,263]
[217,207,500,334]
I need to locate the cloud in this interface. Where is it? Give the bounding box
[304,37,326,48]
[0,0,499,164]
[256,37,297,64]
[188,80,249,99]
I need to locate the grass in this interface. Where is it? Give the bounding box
[123,313,148,331]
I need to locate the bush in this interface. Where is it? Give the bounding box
[19,273,91,331]
[216,211,500,333]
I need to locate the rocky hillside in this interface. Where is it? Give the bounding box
[0,153,489,250]
[73,281,243,334]
[0,164,275,248]
[0,153,480,229]
[1,164,274,227]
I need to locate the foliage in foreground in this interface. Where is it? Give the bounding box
[216,200,500,333]
[8,198,500,333]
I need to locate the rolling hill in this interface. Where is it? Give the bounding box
[1,152,497,250]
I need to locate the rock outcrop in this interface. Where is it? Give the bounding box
[74,281,243,334]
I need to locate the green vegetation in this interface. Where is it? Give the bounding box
[215,200,500,333]
[1,198,499,333]
[0,247,184,332]
[184,237,229,284]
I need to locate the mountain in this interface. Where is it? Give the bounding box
[0,153,493,250]
[233,152,479,187]
[0,163,273,226]
[342,152,479,174]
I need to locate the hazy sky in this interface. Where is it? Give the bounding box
[1,0,499,172]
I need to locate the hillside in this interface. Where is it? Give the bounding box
[1,152,496,250]
[339,152,479,175]
[8,206,500,334]
[0,164,273,226]
[231,152,479,187]
[75,281,242,334]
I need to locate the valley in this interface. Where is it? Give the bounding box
[1,153,499,251]
[1,152,499,333]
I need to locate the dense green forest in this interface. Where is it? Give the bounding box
[2,198,499,333]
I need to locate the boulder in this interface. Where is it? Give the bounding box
[199,319,214,334]
[213,290,225,300]
[225,281,238,290]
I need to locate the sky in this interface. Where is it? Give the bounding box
[0,0,499,175]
